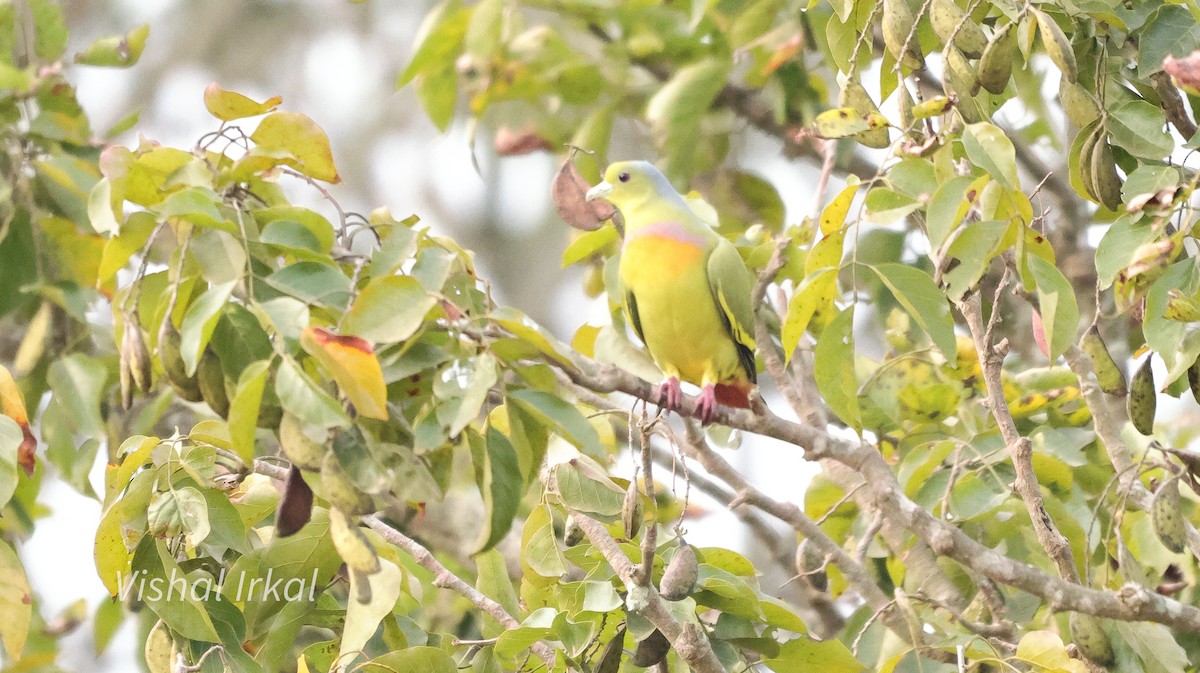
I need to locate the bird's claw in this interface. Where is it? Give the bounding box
[695,385,718,426]
[656,377,683,412]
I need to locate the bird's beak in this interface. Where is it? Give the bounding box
[585,181,612,202]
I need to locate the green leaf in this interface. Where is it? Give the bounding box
[397,1,469,86]
[521,502,566,579]
[925,176,978,250]
[473,427,524,554]
[179,280,237,376]
[275,357,351,428]
[962,122,1019,188]
[762,636,866,673]
[552,461,624,518]
[495,608,557,665]
[264,261,352,309]
[174,486,211,546]
[863,188,920,225]
[1028,255,1080,360]
[941,220,1013,302]
[342,275,436,344]
[813,307,860,430]
[228,361,270,464]
[1137,5,1200,78]
[47,353,107,439]
[1095,215,1156,289]
[1115,620,1189,672]
[339,559,403,668]
[562,224,619,268]
[475,548,521,633]
[29,0,67,61]
[130,537,220,641]
[646,57,731,172]
[359,647,457,673]
[0,540,29,661]
[1014,630,1072,669]
[870,263,956,360]
[74,24,149,67]
[1106,100,1173,160]
[1122,166,1180,203]
[250,112,341,183]
[509,389,601,456]
[96,470,154,595]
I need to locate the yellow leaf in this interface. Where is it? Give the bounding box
[250,112,341,183]
[203,83,282,122]
[300,327,388,420]
[0,365,35,475]
[819,178,859,236]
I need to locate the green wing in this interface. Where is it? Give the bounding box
[706,239,757,382]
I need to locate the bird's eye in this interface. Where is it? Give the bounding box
[618,172,631,183]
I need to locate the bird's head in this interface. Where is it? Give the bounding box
[585,161,680,212]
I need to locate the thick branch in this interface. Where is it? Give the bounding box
[251,460,556,666]
[566,512,727,673]
[558,357,1200,632]
[959,292,1081,584]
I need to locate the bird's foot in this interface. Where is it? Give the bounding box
[695,385,718,425]
[655,377,683,412]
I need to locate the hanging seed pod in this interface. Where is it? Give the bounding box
[622,478,643,539]
[943,46,980,99]
[1128,357,1156,436]
[197,348,230,418]
[930,0,987,58]
[1059,79,1101,128]
[1089,133,1123,211]
[593,627,625,673]
[1069,613,1115,665]
[563,514,584,547]
[1033,8,1077,82]
[794,539,829,591]
[1079,326,1126,396]
[275,465,314,538]
[1151,477,1187,554]
[882,0,924,70]
[977,22,1016,94]
[632,629,670,667]
[659,540,699,601]
[124,313,152,393]
[157,319,203,402]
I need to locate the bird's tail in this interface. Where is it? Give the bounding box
[714,382,752,409]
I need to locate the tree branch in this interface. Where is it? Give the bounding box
[251,460,557,667]
[556,355,1200,633]
[959,291,1082,584]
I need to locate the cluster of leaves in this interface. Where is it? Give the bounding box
[402,0,1200,671]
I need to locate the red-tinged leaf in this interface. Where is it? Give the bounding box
[495,127,554,156]
[204,83,282,121]
[1032,309,1049,357]
[1164,52,1200,93]
[300,327,389,420]
[250,112,341,183]
[552,158,614,231]
[276,466,314,538]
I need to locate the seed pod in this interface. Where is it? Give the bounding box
[632,629,670,668]
[563,514,584,547]
[839,80,890,149]
[1089,134,1123,211]
[943,46,980,99]
[1079,326,1126,396]
[882,0,924,70]
[275,465,314,537]
[1034,8,1077,82]
[897,84,916,132]
[1128,357,1156,436]
[321,451,375,515]
[279,411,328,470]
[1075,124,1104,202]
[197,349,230,418]
[157,319,203,402]
[1069,613,1115,665]
[622,479,643,539]
[977,22,1015,94]
[659,541,699,601]
[1152,477,1186,553]
[124,313,152,394]
[594,627,625,673]
[794,539,828,591]
[119,347,134,411]
[1059,79,1101,128]
[930,0,987,58]
[330,506,382,575]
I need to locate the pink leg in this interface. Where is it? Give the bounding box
[695,384,718,425]
[655,377,683,412]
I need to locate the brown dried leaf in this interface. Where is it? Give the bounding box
[552,158,615,231]
[276,466,314,537]
[495,127,554,156]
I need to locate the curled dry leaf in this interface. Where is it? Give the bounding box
[1164,51,1200,94]
[494,127,554,156]
[552,157,615,231]
[276,465,314,537]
